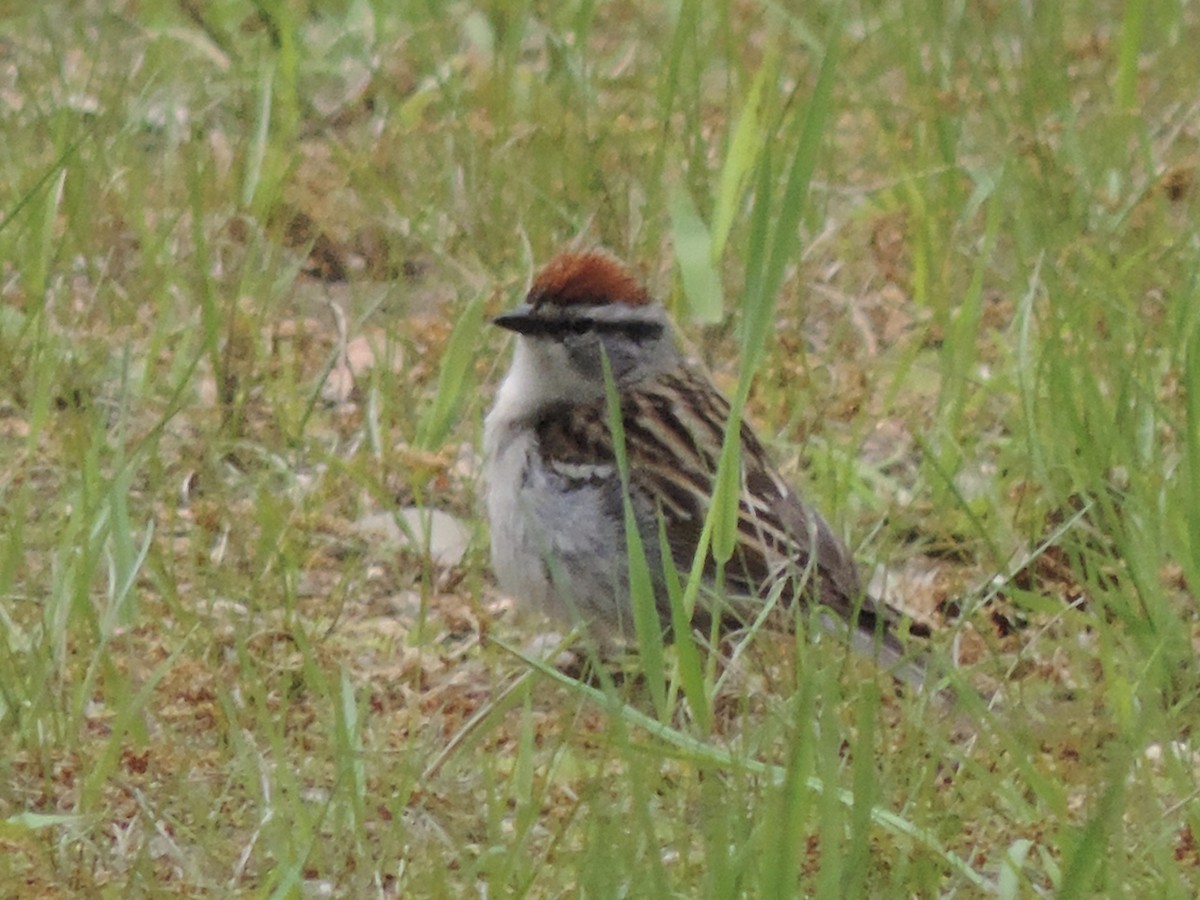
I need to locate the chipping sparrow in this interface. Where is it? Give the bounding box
[483,249,931,687]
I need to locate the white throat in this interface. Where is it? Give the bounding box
[484,337,585,460]
[489,339,565,422]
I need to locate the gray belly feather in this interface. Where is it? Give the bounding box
[487,427,653,636]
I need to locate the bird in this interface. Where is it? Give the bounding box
[483,248,933,688]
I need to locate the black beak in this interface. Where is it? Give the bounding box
[492,304,541,335]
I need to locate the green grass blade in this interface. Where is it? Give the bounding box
[1115,0,1146,111]
[242,59,273,209]
[498,637,996,894]
[669,184,724,325]
[742,8,841,374]
[1184,322,1200,588]
[710,48,778,260]
[657,519,711,732]
[80,627,199,809]
[1058,740,1132,900]
[415,291,487,449]
[601,349,667,719]
[760,666,818,896]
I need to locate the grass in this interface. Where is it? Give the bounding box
[1,0,1199,895]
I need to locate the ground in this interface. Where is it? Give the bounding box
[1,1,1198,896]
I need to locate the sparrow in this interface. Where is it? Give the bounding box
[483,249,932,687]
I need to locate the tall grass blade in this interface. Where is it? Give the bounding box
[710,48,778,260]
[499,637,996,893]
[1115,0,1146,112]
[760,668,818,896]
[80,628,198,809]
[242,60,274,209]
[1184,322,1200,588]
[657,519,711,732]
[415,291,486,449]
[1057,740,1132,900]
[336,670,366,833]
[601,350,667,719]
[712,3,843,567]
[940,180,1002,428]
[669,184,724,325]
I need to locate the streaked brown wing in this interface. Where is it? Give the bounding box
[535,366,864,621]
[629,369,876,622]
[535,365,930,684]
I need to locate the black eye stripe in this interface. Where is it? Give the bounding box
[510,318,663,341]
[595,320,663,341]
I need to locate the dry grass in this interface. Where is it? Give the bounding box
[1,1,1198,896]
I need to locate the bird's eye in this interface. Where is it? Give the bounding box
[529,316,661,342]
